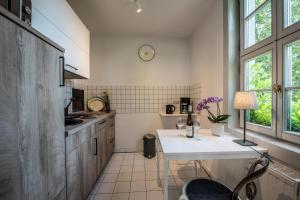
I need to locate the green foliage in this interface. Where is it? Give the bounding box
[249,92,272,126]
[248,52,272,90]
[208,115,230,123]
[291,0,300,25]
[246,52,272,127]
[255,1,272,43]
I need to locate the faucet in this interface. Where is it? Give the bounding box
[65,98,75,116]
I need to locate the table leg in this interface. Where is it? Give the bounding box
[163,158,169,200]
[157,138,160,186]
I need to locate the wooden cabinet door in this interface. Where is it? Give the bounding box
[81,125,97,198]
[37,27,66,200]
[0,14,65,200]
[66,148,82,200]
[95,121,107,174]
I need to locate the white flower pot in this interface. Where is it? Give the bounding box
[211,123,225,136]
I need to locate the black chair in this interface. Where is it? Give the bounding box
[179,157,269,200]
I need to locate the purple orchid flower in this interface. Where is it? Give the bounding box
[196,96,229,123]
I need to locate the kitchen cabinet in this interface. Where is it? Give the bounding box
[66,114,115,200]
[31,0,90,78]
[66,125,97,200]
[0,11,65,200]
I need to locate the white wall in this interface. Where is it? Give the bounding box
[190,0,224,128]
[89,35,192,151]
[88,36,191,86]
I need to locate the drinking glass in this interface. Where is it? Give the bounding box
[177,117,185,136]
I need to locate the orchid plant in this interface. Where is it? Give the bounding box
[197,97,230,123]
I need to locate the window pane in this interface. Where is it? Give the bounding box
[245,51,272,90]
[285,89,300,133]
[285,39,300,87]
[245,0,267,17]
[245,1,272,48]
[284,0,300,27]
[247,92,272,127]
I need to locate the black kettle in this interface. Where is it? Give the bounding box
[166,104,176,114]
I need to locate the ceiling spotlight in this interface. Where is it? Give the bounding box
[134,0,142,13]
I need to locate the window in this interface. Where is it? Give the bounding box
[244,51,272,127]
[240,0,300,143]
[244,0,272,48]
[284,0,300,28]
[284,39,300,134]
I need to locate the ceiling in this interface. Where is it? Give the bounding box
[67,0,216,38]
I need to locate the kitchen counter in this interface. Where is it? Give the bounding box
[65,111,116,136]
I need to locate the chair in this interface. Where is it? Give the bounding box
[179,157,269,200]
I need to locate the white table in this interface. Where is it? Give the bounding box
[156,129,268,200]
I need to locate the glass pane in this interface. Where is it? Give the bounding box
[245,0,267,17]
[284,0,300,27]
[245,51,272,90]
[247,92,272,127]
[285,89,300,133]
[244,1,272,48]
[285,39,300,87]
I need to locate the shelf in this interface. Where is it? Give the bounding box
[159,112,198,117]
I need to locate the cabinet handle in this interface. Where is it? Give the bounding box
[94,138,98,155]
[59,56,65,87]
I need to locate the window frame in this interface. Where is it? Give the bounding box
[277,0,300,39]
[240,43,277,137]
[277,30,300,145]
[240,0,277,56]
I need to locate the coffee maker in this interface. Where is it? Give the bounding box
[180,97,191,114]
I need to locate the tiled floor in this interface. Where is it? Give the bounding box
[88,153,208,200]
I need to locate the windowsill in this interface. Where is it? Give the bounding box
[227,127,300,171]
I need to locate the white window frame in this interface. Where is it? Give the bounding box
[240,0,277,56]
[278,0,300,39]
[240,43,277,136]
[277,30,300,145]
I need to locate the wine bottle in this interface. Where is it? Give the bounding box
[186,105,194,138]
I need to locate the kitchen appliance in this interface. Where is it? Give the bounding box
[166,104,175,114]
[72,88,84,112]
[180,97,191,114]
[0,0,32,25]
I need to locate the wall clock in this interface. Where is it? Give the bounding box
[138,44,155,61]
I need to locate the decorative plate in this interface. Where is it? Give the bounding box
[138,44,155,61]
[87,97,104,112]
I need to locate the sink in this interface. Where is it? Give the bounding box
[65,119,84,126]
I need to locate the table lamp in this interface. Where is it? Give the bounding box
[233,91,258,146]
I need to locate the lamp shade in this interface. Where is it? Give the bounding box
[233,91,258,110]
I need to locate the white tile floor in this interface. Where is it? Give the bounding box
[87,153,208,200]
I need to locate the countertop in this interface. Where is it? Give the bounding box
[0,5,64,52]
[65,111,116,137]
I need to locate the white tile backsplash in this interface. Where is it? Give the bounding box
[84,85,201,114]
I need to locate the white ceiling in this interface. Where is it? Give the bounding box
[67,0,216,38]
